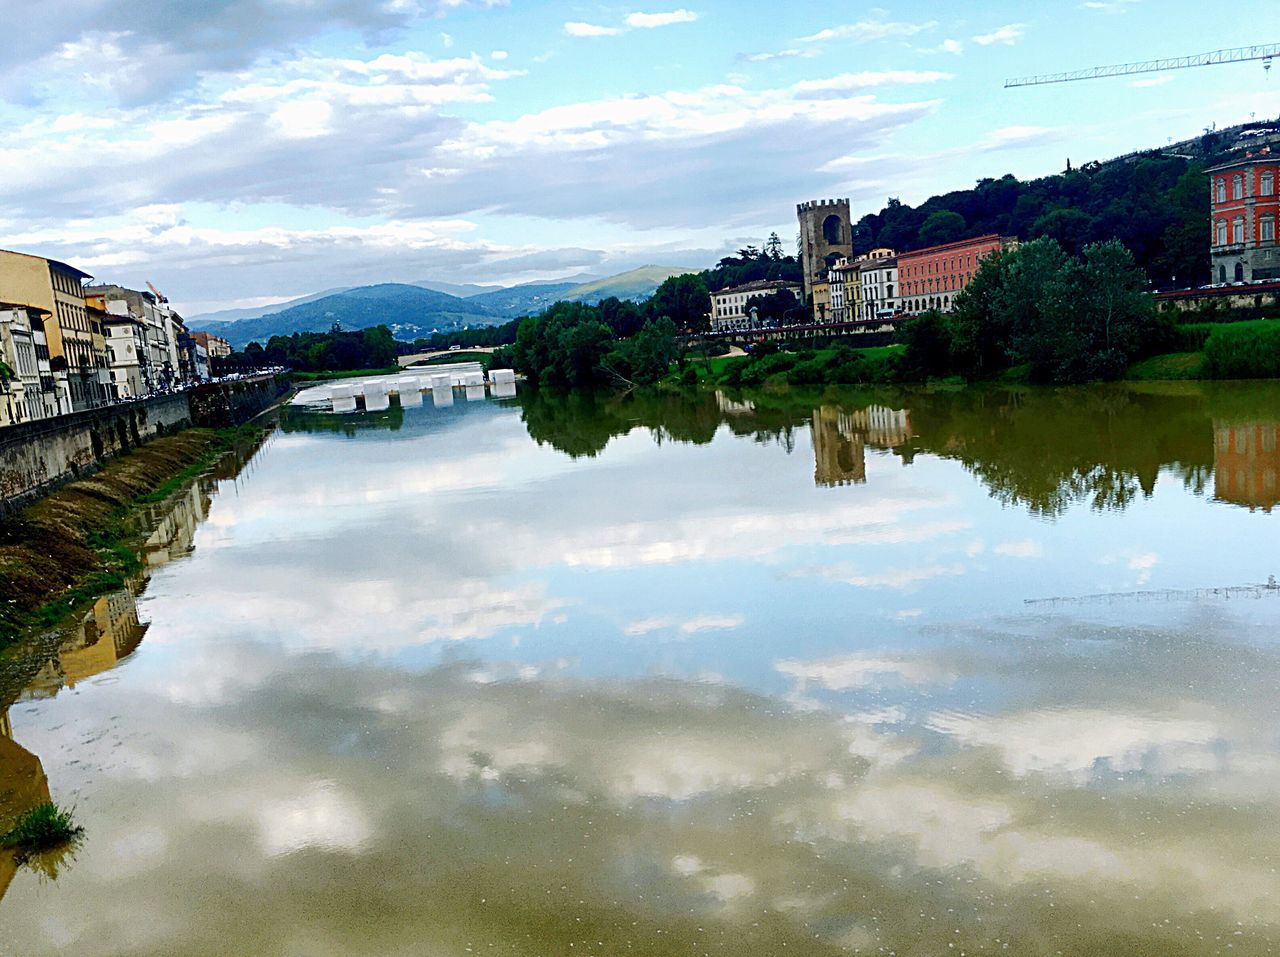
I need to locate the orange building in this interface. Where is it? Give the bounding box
[897,234,1017,315]
[1214,421,1280,512]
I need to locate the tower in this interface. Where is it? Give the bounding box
[797,199,853,302]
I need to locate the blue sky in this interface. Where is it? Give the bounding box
[0,0,1276,314]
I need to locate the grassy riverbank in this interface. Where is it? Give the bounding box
[292,366,398,382]
[0,427,260,650]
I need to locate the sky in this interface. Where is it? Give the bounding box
[0,0,1277,316]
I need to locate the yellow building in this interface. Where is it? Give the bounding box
[0,249,102,411]
[811,279,831,324]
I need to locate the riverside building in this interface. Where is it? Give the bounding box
[858,249,898,321]
[0,249,105,411]
[709,280,802,331]
[898,235,1016,315]
[1207,150,1280,284]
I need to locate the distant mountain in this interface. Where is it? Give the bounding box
[187,286,352,325]
[561,265,698,304]
[191,283,499,349]
[465,281,581,318]
[188,266,703,348]
[412,280,504,298]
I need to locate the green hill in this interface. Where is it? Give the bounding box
[192,283,499,349]
[562,266,699,304]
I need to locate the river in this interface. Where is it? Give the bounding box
[1,381,1278,955]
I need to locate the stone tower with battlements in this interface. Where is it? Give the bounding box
[797,199,853,302]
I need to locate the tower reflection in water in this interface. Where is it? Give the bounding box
[810,404,911,488]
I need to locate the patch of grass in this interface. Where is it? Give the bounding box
[292,367,398,382]
[408,351,494,369]
[1126,351,1205,381]
[2,803,84,860]
[1202,319,1280,379]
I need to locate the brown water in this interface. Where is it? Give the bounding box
[1,381,1278,956]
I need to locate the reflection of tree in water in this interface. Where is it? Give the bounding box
[279,402,405,436]
[515,381,1280,517]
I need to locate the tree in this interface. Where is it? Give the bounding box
[1063,240,1165,380]
[764,232,785,261]
[918,210,966,248]
[647,273,710,332]
[900,310,953,379]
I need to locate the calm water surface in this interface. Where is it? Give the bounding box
[1,381,1279,956]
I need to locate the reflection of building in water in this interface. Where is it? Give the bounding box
[715,392,756,416]
[811,405,912,488]
[25,583,149,696]
[142,479,212,567]
[1214,421,1280,512]
[812,407,866,487]
[0,711,51,901]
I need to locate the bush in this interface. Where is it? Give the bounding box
[2,803,84,859]
[1202,321,1280,379]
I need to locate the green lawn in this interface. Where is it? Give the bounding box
[292,366,398,382]
[1126,352,1204,381]
[406,351,494,369]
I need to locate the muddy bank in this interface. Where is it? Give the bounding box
[0,428,259,647]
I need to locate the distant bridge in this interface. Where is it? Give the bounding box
[398,346,498,368]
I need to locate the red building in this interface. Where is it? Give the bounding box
[1207,149,1280,284]
[897,234,1017,315]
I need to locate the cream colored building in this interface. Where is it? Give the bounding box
[709,279,802,331]
[0,249,103,411]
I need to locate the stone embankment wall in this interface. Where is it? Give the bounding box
[0,374,291,518]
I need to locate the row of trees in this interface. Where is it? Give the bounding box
[232,325,398,372]
[853,157,1209,288]
[900,238,1170,383]
[498,303,678,388]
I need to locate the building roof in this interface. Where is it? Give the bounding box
[898,234,1007,259]
[711,279,801,297]
[1206,150,1277,174]
[857,255,897,270]
[0,301,52,317]
[0,248,92,281]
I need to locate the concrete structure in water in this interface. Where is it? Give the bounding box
[797,199,853,302]
[1207,150,1280,283]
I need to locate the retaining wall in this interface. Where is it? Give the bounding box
[0,374,292,518]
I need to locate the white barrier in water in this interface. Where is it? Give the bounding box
[465,384,485,401]
[489,368,515,384]
[491,380,516,398]
[397,377,423,407]
[364,379,390,411]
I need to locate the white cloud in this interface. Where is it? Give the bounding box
[776,652,952,691]
[564,21,622,37]
[993,539,1043,558]
[1081,0,1141,11]
[972,24,1025,46]
[566,10,698,38]
[1132,75,1173,88]
[798,18,937,45]
[625,10,699,29]
[624,614,744,636]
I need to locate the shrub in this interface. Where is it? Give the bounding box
[1202,321,1280,379]
[2,803,84,859]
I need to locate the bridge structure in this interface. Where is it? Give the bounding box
[397,346,499,368]
[684,316,900,348]
[292,363,517,412]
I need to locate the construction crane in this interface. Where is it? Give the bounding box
[1006,43,1279,88]
[146,280,168,304]
[1025,576,1278,607]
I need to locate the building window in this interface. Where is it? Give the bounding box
[1233,218,1245,244]
[1233,175,1244,200]
[1217,220,1228,245]
[1263,217,1276,243]
[1217,179,1226,203]
[1263,172,1276,197]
